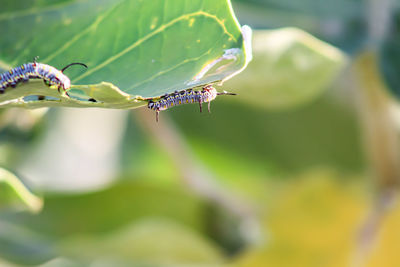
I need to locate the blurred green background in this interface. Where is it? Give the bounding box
[1,0,400,266]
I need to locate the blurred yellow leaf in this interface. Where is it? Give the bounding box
[366,200,400,267]
[233,169,367,267]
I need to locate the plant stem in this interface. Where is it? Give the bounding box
[350,0,399,264]
[134,108,260,246]
[351,51,400,266]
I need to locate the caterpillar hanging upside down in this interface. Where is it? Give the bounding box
[0,56,87,96]
[147,85,236,122]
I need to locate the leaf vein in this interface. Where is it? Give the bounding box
[127,48,213,92]
[74,10,237,82]
[42,1,124,63]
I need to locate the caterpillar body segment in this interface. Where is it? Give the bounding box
[147,85,236,122]
[0,57,87,96]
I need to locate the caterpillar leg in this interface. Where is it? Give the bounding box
[57,86,70,97]
[156,109,160,122]
[199,99,203,113]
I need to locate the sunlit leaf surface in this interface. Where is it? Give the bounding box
[0,0,251,109]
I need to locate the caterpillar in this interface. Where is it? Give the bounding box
[0,56,87,96]
[147,85,236,122]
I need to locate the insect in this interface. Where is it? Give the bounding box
[147,85,236,122]
[0,56,87,96]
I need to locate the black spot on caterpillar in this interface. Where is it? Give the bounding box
[0,56,87,97]
[147,85,236,122]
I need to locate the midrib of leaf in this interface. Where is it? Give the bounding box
[127,48,214,91]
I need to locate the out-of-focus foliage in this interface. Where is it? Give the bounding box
[0,108,47,170]
[233,170,367,267]
[0,170,374,267]
[380,18,400,101]
[223,28,346,110]
[0,180,225,265]
[9,181,206,236]
[169,92,363,174]
[233,0,400,105]
[0,221,55,266]
[0,168,42,213]
[59,219,225,265]
[366,201,400,267]
[232,0,368,52]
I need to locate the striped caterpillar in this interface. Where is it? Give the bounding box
[147,85,236,122]
[0,57,87,96]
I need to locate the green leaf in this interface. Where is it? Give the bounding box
[0,221,55,265]
[59,219,224,265]
[232,0,366,51]
[223,28,347,110]
[169,90,363,173]
[1,181,234,265]
[0,167,43,213]
[10,180,206,237]
[0,0,251,109]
